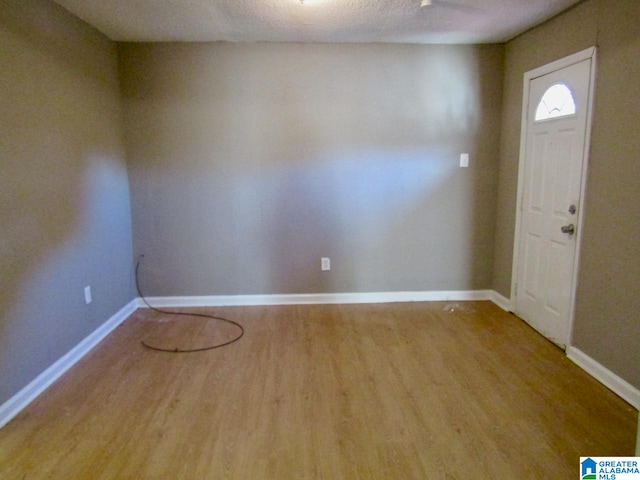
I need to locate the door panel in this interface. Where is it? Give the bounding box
[522,233,542,300]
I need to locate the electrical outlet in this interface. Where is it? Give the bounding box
[460,153,469,168]
[321,257,330,271]
[84,286,92,304]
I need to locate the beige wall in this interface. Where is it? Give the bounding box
[493,0,640,388]
[0,0,134,404]
[119,42,504,296]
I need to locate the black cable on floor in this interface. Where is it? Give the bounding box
[135,255,244,353]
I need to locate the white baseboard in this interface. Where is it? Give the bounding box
[137,290,495,308]
[567,346,640,409]
[489,291,512,311]
[0,299,138,429]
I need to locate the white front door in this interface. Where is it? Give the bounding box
[513,49,596,348]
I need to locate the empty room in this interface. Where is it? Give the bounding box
[1,0,638,478]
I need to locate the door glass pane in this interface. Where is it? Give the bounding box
[534,83,576,121]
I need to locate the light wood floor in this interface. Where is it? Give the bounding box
[0,301,636,479]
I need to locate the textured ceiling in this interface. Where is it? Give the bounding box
[52,0,582,44]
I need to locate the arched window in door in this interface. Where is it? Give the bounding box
[534,83,576,121]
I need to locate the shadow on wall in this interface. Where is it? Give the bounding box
[1,6,92,324]
[0,0,131,403]
[261,47,501,294]
[121,42,503,296]
[266,149,458,294]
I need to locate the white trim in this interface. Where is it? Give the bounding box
[0,299,138,429]
[510,46,597,346]
[567,346,640,409]
[490,291,512,312]
[137,290,494,308]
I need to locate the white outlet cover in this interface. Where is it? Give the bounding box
[460,153,469,168]
[84,286,92,304]
[321,257,330,271]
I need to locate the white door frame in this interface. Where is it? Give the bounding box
[510,46,597,348]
